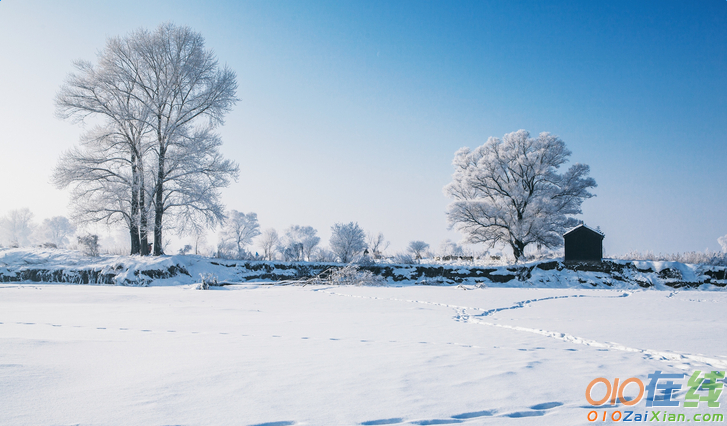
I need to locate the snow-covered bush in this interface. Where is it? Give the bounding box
[354,253,374,266]
[612,250,727,266]
[77,234,100,257]
[392,252,416,265]
[312,265,385,286]
[199,273,218,289]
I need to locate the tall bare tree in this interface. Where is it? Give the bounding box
[116,23,238,255]
[366,232,390,259]
[36,216,76,248]
[55,23,238,255]
[258,228,279,261]
[0,208,35,247]
[53,126,151,254]
[56,47,153,254]
[219,210,261,259]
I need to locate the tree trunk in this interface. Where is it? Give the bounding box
[129,225,140,255]
[139,171,149,256]
[129,155,141,255]
[511,239,526,262]
[153,144,165,256]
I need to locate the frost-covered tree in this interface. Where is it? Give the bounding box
[56,53,153,255]
[279,225,320,262]
[719,235,727,253]
[311,247,335,262]
[444,130,596,261]
[258,228,279,261]
[152,125,239,245]
[407,240,430,261]
[438,239,464,257]
[0,208,35,247]
[126,24,238,255]
[366,232,390,259]
[330,222,367,263]
[55,23,238,256]
[53,129,153,254]
[192,228,208,256]
[37,216,77,248]
[219,211,261,259]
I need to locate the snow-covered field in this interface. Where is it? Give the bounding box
[2,282,726,425]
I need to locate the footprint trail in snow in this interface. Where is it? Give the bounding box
[322,288,727,370]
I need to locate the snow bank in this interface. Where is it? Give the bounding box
[0,248,725,290]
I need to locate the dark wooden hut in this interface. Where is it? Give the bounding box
[563,224,604,262]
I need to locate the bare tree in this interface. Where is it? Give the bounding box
[37,216,77,248]
[438,239,464,257]
[310,247,335,262]
[53,130,151,254]
[258,228,279,261]
[219,210,261,259]
[0,208,35,247]
[280,225,320,262]
[118,23,238,255]
[192,228,208,255]
[152,125,239,247]
[366,232,390,259]
[407,240,430,261]
[55,23,238,256]
[330,222,367,263]
[56,55,153,255]
[444,130,596,261]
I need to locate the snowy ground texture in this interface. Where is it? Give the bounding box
[1,249,726,425]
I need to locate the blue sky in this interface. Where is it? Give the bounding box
[0,0,725,255]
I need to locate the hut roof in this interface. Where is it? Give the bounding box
[563,223,604,238]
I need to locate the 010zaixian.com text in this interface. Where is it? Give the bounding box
[585,370,724,422]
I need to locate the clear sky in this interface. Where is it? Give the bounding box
[0,0,725,256]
